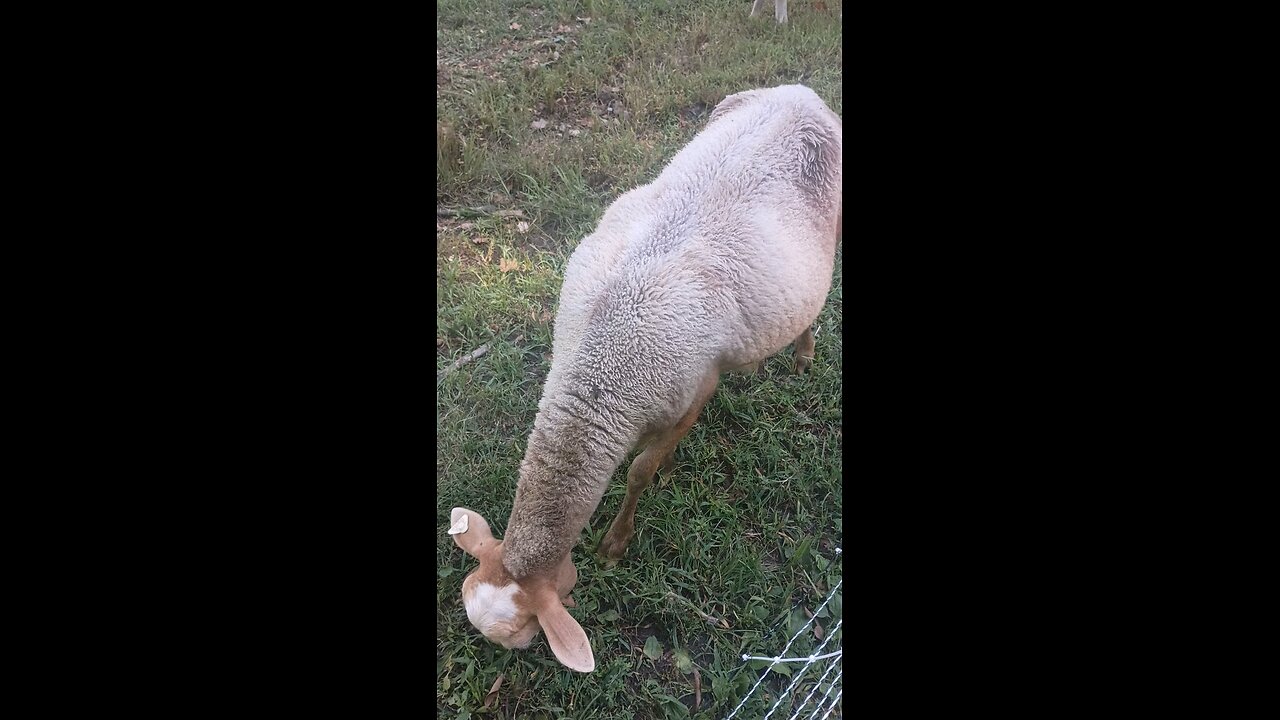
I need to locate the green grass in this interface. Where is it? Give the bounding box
[437,2,843,717]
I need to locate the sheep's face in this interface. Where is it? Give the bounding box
[458,557,541,650]
[448,507,593,672]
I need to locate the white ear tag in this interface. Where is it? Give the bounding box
[447,513,469,535]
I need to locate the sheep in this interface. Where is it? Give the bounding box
[749,1,843,24]
[448,84,842,673]
[750,0,789,24]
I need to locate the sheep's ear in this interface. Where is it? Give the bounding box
[449,507,495,558]
[536,590,594,672]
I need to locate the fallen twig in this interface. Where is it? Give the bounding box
[437,205,525,219]
[437,343,490,382]
[437,205,495,217]
[666,591,730,628]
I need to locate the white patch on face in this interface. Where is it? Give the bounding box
[464,582,520,634]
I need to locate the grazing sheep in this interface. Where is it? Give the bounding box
[448,84,842,673]
[750,0,843,24]
[750,0,789,24]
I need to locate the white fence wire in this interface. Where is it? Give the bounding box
[723,547,842,719]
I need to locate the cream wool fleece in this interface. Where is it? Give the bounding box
[501,84,842,579]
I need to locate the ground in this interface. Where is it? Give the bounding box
[437,1,843,718]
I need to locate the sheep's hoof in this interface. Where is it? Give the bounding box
[794,355,813,375]
[598,526,633,565]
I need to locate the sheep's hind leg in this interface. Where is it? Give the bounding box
[658,447,677,473]
[598,372,719,564]
[793,327,815,375]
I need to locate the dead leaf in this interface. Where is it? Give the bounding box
[482,674,504,708]
[458,222,474,230]
[576,16,591,23]
[437,337,445,347]
[531,119,548,130]
[539,310,552,323]
[470,236,486,244]
[513,334,524,344]
[693,668,702,710]
[509,22,521,30]
[516,221,530,234]
[806,607,825,641]
[494,209,524,218]
[568,128,581,137]
[578,117,595,127]
[499,257,520,273]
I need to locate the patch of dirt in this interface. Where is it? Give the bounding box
[681,101,710,124]
[439,18,587,96]
[441,17,629,130]
[436,222,508,276]
[585,170,613,191]
[522,346,551,382]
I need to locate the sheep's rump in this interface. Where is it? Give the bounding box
[548,85,842,436]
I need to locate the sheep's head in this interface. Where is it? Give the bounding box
[447,507,593,672]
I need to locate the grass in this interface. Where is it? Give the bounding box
[437,1,843,717]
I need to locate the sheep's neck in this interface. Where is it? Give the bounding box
[502,403,629,579]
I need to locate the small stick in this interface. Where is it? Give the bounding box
[666,591,730,628]
[436,205,497,217]
[437,343,490,382]
[436,206,524,218]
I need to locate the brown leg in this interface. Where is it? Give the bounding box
[599,372,720,562]
[632,430,677,474]
[658,447,677,473]
[793,327,815,374]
